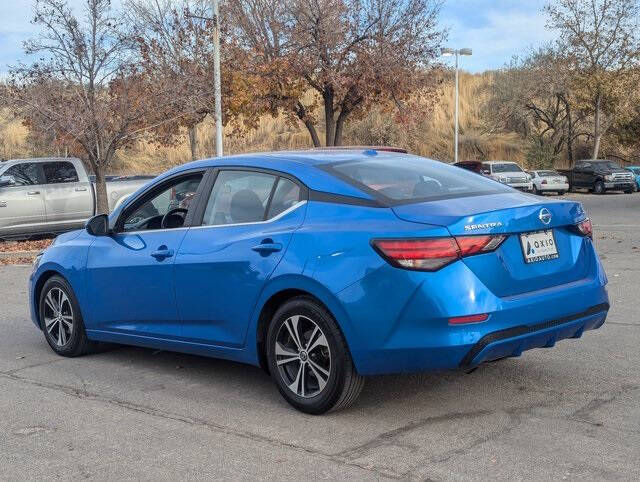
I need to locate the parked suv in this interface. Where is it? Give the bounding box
[558,160,635,194]
[481,161,533,191]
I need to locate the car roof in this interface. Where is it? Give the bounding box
[3,157,81,164]
[482,160,520,165]
[159,148,424,200]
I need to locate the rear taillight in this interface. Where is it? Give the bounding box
[574,218,593,238]
[541,179,547,184]
[372,235,506,271]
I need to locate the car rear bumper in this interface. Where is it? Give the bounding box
[458,302,607,369]
[338,240,609,375]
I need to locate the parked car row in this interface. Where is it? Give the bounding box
[454,159,639,196]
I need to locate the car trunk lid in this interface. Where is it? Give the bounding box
[391,192,592,297]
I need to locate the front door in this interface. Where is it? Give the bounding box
[0,162,47,236]
[175,170,306,347]
[84,171,205,338]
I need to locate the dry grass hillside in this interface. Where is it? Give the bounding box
[1,73,530,174]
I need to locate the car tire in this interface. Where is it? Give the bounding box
[594,181,605,195]
[266,296,364,414]
[39,275,96,357]
[633,183,638,193]
[533,186,540,195]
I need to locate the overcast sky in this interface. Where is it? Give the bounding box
[1,0,555,75]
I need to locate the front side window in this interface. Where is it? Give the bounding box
[122,174,203,231]
[3,163,44,186]
[327,156,511,203]
[43,161,79,184]
[202,171,277,226]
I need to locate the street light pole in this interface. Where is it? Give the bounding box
[212,0,223,157]
[454,50,459,164]
[441,47,472,163]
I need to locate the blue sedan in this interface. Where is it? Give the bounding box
[29,149,609,414]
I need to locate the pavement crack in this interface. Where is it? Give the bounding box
[334,408,495,461]
[0,371,402,480]
[570,384,640,426]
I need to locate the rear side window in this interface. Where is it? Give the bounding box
[267,178,302,218]
[3,163,44,186]
[327,156,510,203]
[43,162,79,184]
[202,171,277,226]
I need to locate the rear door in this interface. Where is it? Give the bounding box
[42,161,93,225]
[0,162,47,235]
[174,169,306,347]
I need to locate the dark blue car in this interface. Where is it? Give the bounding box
[29,149,609,413]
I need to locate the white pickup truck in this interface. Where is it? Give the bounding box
[0,157,154,239]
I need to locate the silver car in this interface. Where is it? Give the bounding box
[0,157,153,239]
[530,170,569,195]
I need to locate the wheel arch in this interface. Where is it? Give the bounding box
[251,276,357,374]
[32,269,67,328]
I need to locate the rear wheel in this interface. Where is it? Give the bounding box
[594,180,605,194]
[266,296,364,414]
[633,183,638,193]
[39,276,95,357]
[533,185,540,195]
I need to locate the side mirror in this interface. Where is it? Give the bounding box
[0,175,16,187]
[85,214,110,236]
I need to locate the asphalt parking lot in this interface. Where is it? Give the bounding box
[1,193,639,480]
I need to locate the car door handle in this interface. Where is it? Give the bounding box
[251,242,283,254]
[27,191,40,195]
[75,187,87,192]
[150,248,174,260]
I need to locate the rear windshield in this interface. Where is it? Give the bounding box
[326,156,511,203]
[537,170,559,177]
[491,163,523,173]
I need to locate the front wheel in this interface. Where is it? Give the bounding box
[266,296,364,414]
[39,275,95,357]
[594,180,605,195]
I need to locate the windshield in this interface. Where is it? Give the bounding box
[595,161,621,170]
[537,170,559,177]
[327,156,511,203]
[491,163,523,173]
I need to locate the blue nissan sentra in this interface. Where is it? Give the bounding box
[29,149,609,414]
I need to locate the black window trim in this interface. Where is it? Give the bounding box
[112,168,210,233]
[192,166,310,227]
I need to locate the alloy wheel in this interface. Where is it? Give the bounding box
[43,287,74,347]
[274,315,331,398]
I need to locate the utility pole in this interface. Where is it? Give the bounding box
[212,0,223,157]
[441,48,472,163]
